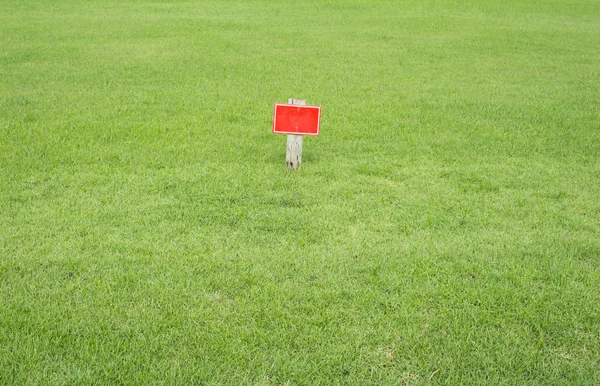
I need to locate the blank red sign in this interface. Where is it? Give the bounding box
[272,104,321,136]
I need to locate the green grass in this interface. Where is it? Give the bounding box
[1,0,599,384]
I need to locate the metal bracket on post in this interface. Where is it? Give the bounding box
[286,98,305,169]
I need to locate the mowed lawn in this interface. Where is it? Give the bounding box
[1,0,599,384]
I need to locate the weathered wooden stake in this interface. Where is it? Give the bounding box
[286,98,305,169]
[286,134,302,169]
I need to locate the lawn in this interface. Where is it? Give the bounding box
[1,0,599,384]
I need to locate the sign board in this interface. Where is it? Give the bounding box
[272,104,321,136]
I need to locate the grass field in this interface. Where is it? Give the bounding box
[1,0,600,384]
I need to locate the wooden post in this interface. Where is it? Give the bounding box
[286,98,305,169]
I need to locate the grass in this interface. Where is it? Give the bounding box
[1,0,599,384]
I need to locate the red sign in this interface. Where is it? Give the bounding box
[272,104,321,136]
